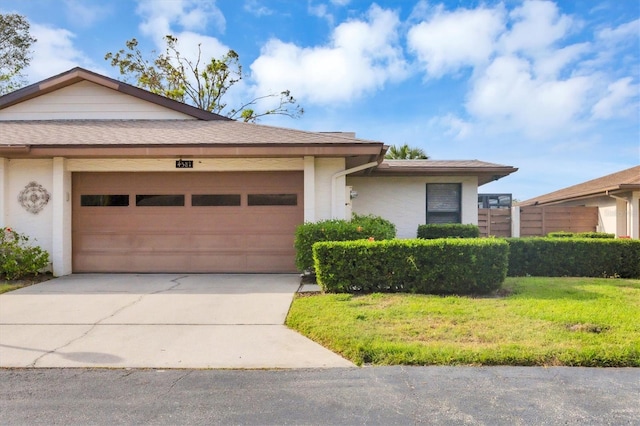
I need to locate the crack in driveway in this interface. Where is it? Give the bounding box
[27,276,188,367]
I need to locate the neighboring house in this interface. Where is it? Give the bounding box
[0,67,517,275]
[519,166,640,239]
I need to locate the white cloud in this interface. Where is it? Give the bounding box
[244,0,273,17]
[533,42,590,79]
[308,2,334,26]
[498,1,575,55]
[26,23,100,82]
[466,55,593,137]
[136,0,225,45]
[407,4,505,77]
[591,77,639,119]
[407,0,637,140]
[430,114,472,140]
[597,18,640,43]
[63,0,112,28]
[250,5,406,104]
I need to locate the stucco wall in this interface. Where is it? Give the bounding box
[348,175,479,239]
[553,196,618,235]
[6,159,54,264]
[314,158,346,221]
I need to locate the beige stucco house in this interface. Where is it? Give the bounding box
[0,67,517,275]
[519,166,640,239]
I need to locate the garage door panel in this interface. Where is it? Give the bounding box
[251,233,295,249]
[190,234,245,250]
[73,171,303,273]
[247,253,296,271]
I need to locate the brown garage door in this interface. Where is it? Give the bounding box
[72,171,303,273]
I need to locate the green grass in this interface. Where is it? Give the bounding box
[0,283,26,294]
[0,273,53,294]
[286,277,640,367]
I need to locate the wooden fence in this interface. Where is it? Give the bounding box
[519,206,598,237]
[478,206,599,237]
[478,208,511,237]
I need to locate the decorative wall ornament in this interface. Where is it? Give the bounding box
[18,181,51,214]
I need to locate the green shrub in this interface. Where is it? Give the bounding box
[547,231,615,239]
[313,238,509,295]
[546,231,575,238]
[417,224,480,239]
[294,214,396,273]
[1,227,50,280]
[506,238,640,278]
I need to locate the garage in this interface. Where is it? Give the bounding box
[72,171,303,273]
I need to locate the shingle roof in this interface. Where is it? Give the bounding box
[0,119,382,146]
[519,165,640,206]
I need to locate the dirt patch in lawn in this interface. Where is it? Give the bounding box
[0,273,54,293]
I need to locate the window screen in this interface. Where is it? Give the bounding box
[426,184,461,224]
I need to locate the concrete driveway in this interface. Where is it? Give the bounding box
[0,274,353,369]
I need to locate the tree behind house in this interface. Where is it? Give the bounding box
[0,13,36,95]
[385,143,429,159]
[105,35,303,122]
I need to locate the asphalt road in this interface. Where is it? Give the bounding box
[1,366,638,425]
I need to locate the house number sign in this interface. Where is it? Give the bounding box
[176,160,193,169]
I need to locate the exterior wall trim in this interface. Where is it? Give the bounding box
[66,158,304,172]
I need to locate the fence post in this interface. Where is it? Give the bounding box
[511,206,520,238]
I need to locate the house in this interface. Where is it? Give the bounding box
[519,166,640,239]
[0,67,517,275]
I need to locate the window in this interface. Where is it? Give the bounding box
[248,194,297,206]
[192,194,241,206]
[426,184,461,224]
[81,195,129,207]
[136,195,185,207]
[478,193,512,209]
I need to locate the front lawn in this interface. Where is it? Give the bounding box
[0,273,53,294]
[286,277,640,367]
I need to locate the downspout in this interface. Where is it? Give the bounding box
[331,161,379,219]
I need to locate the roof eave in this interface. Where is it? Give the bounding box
[3,143,384,159]
[366,166,518,185]
[518,184,638,206]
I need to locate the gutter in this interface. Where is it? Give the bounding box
[606,190,629,203]
[331,161,380,218]
[0,145,30,154]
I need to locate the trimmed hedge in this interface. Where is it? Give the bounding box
[294,214,396,273]
[417,224,480,239]
[506,238,640,278]
[313,238,509,295]
[547,231,615,239]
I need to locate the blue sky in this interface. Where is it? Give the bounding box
[1,0,638,200]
